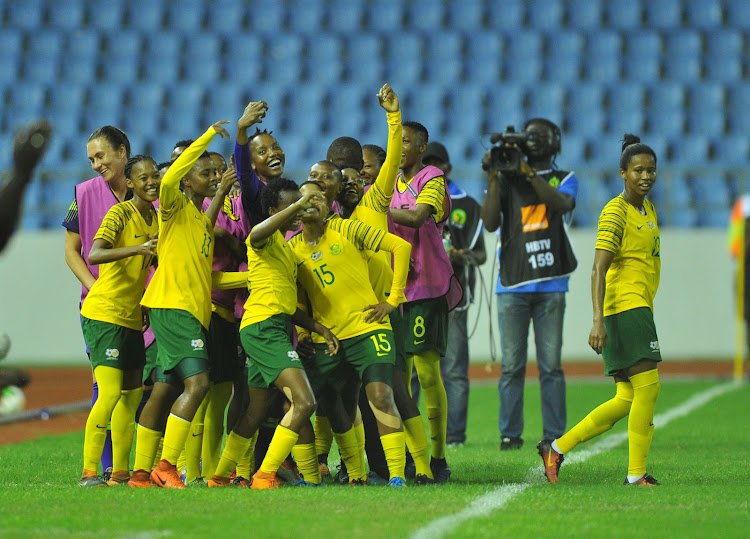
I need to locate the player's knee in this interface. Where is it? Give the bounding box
[293,394,316,420]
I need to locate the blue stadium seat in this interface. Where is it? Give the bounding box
[565,0,601,29]
[128,84,165,114]
[623,31,662,82]
[693,176,730,208]
[265,36,303,84]
[583,31,622,81]
[48,0,85,30]
[9,83,46,114]
[687,83,725,134]
[604,2,642,29]
[446,85,486,140]
[2,29,22,58]
[251,82,286,109]
[504,32,542,83]
[85,0,124,30]
[45,108,81,138]
[207,0,247,32]
[48,83,86,114]
[21,56,59,84]
[644,0,682,29]
[165,0,204,30]
[328,0,365,29]
[344,34,383,82]
[126,1,164,31]
[663,31,703,81]
[67,32,100,60]
[684,0,723,30]
[670,135,711,166]
[527,0,563,28]
[573,172,607,226]
[289,0,325,31]
[183,33,223,81]
[247,0,285,32]
[285,84,327,137]
[205,84,245,120]
[424,33,463,82]
[29,30,65,60]
[543,31,584,83]
[560,134,586,164]
[698,208,731,227]
[366,0,404,32]
[726,0,750,30]
[607,83,646,134]
[705,30,743,82]
[525,84,564,126]
[306,35,343,82]
[447,0,484,31]
[278,132,310,164]
[6,0,45,30]
[0,58,19,85]
[403,85,445,134]
[406,0,445,31]
[383,34,423,86]
[665,30,703,59]
[486,86,524,128]
[325,85,366,138]
[713,135,749,167]
[728,83,750,133]
[224,34,264,80]
[566,84,605,135]
[59,55,97,84]
[121,106,161,138]
[465,32,503,85]
[99,54,139,84]
[486,0,524,30]
[86,87,126,128]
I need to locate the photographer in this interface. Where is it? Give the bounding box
[481,118,578,451]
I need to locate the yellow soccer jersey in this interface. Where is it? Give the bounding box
[240,229,299,329]
[595,195,661,316]
[141,127,217,329]
[80,200,158,330]
[289,218,391,342]
[396,175,447,223]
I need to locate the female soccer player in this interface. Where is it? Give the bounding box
[208,178,337,489]
[127,121,241,489]
[538,134,662,486]
[291,179,412,487]
[63,125,132,480]
[79,154,159,486]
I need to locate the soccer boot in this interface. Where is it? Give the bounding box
[349,478,367,486]
[414,473,436,485]
[127,469,153,488]
[232,476,252,487]
[294,479,325,487]
[537,440,564,484]
[150,459,186,489]
[107,470,131,486]
[207,475,231,488]
[251,470,281,490]
[387,477,407,488]
[277,456,301,483]
[366,470,388,486]
[79,470,107,487]
[430,457,452,483]
[624,474,660,486]
[500,436,524,450]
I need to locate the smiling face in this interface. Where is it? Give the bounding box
[400,126,426,170]
[299,182,327,223]
[337,167,364,208]
[250,134,285,181]
[308,161,342,208]
[620,153,657,199]
[87,137,128,183]
[361,148,382,185]
[183,155,218,198]
[126,160,161,203]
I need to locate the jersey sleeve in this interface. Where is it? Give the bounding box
[595,198,627,253]
[61,199,80,233]
[416,177,447,222]
[93,204,128,245]
[372,110,402,200]
[359,180,391,214]
[333,218,385,251]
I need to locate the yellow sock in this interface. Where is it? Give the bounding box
[354,416,365,456]
[292,442,322,484]
[259,425,299,474]
[83,366,122,471]
[152,438,164,470]
[414,351,448,459]
[184,396,208,481]
[110,386,143,472]
[404,416,433,478]
[557,382,634,454]
[215,431,252,478]
[628,370,661,476]
[333,427,366,481]
[134,424,163,472]
[236,431,258,479]
[380,431,406,480]
[314,415,334,460]
[161,414,192,466]
[202,381,232,479]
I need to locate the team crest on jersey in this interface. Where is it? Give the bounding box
[311,250,322,261]
[191,339,205,351]
[105,348,120,360]
[650,340,660,351]
[451,208,467,229]
[647,221,656,229]
[330,244,342,255]
[548,176,560,188]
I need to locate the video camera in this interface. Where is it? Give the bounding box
[483,126,530,175]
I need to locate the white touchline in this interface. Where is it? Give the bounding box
[411,381,742,539]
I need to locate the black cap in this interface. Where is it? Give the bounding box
[423,141,449,163]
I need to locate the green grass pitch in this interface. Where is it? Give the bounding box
[1,379,748,538]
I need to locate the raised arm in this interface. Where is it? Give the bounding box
[249,191,323,247]
[373,84,402,200]
[235,101,268,206]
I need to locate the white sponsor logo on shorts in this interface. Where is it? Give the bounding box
[288,350,300,361]
[191,339,205,351]
[105,348,120,360]
[650,340,660,351]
